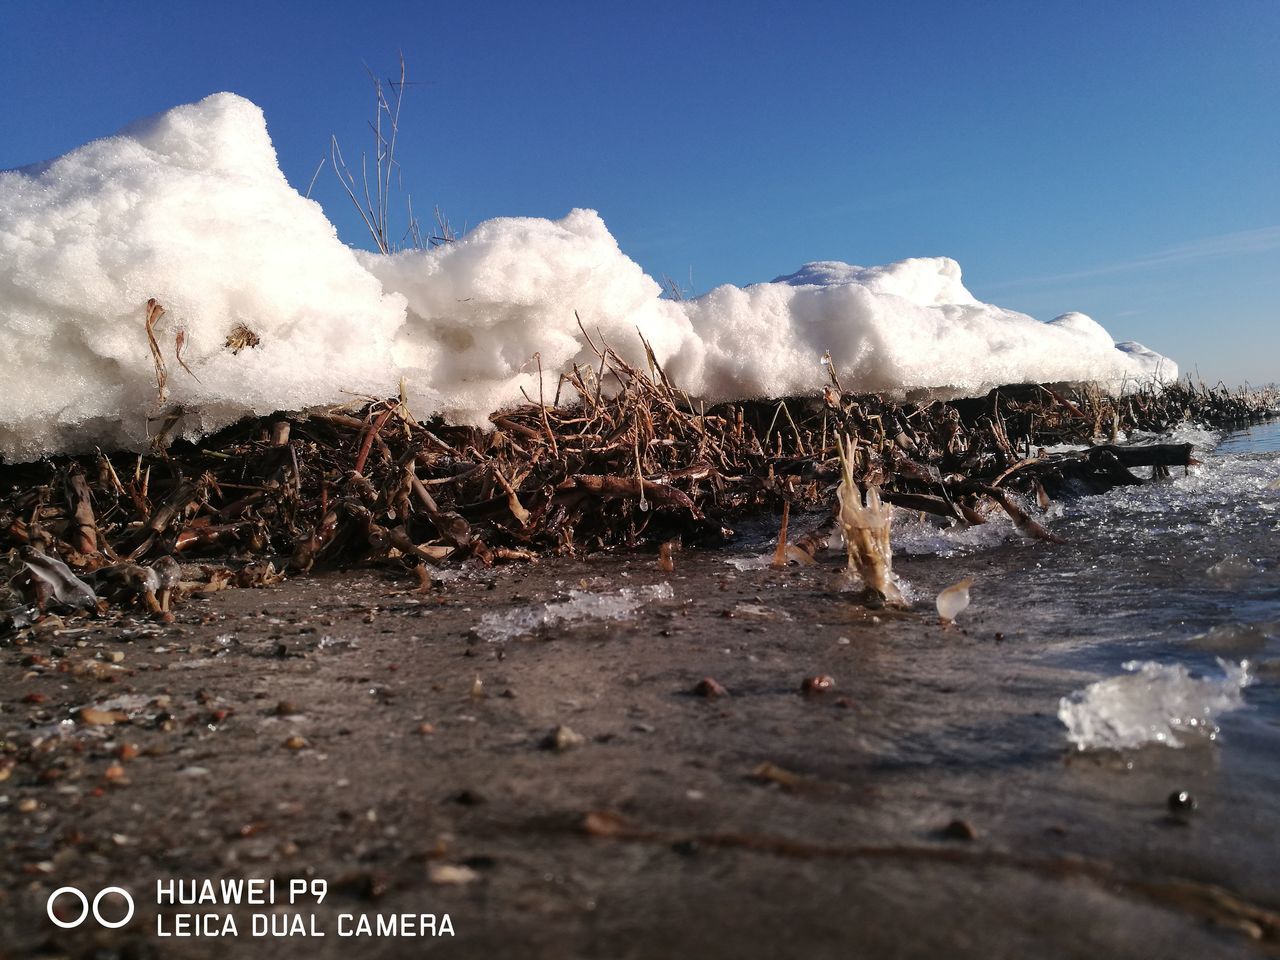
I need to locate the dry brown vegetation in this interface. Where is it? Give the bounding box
[0,332,1274,631]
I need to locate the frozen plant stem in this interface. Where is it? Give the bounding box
[835,433,902,605]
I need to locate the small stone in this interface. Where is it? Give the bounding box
[78,706,127,726]
[17,797,38,813]
[800,675,835,694]
[1168,790,1197,816]
[274,701,298,716]
[284,735,308,751]
[541,724,585,752]
[103,764,127,782]
[693,677,729,698]
[416,723,436,735]
[428,863,480,886]
[940,818,978,841]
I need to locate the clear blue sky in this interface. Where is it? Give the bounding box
[2,0,1276,386]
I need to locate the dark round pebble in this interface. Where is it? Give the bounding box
[1167,790,1197,816]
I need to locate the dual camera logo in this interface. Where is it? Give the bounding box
[46,886,135,929]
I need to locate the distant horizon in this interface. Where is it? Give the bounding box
[1,0,1276,389]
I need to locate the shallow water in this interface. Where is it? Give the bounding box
[878,417,1280,890]
[700,418,1280,903]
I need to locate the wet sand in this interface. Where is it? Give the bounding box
[2,546,1277,959]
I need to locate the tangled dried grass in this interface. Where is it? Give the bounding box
[0,328,1274,632]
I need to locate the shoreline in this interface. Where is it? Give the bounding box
[2,381,1279,957]
[3,545,1277,957]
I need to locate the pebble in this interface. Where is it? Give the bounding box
[693,677,729,698]
[800,675,835,694]
[428,863,480,886]
[541,724,585,752]
[940,818,978,841]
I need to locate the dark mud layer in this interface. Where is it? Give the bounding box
[2,537,1278,959]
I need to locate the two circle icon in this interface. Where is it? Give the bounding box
[46,886,134,929]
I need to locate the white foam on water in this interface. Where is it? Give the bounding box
[476,582,673,642]
[891,510,1022,557]
[1058,658,1251,750]
[1069,441,1280,528]
[1,94,1176,461]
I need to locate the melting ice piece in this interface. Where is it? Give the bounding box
[1058,658,1251,751]
[724,554,775,571]
[477,582,673,642]
[21,549,99,611]
[935,577,974,623]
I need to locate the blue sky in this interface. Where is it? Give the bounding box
[2,0,1276,386]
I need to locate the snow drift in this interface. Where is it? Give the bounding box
[0,93,1175,462]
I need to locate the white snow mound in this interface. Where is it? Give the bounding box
[0,94,1176,461]
[0,93,406,461]
[362,209,696,427]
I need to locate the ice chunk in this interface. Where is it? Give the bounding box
[476,582,673,642]
[892,510,1021,557]
[724,553,775,571]
[21,549,98,611]
[1058,658,1251,751]
[935,577,974,623]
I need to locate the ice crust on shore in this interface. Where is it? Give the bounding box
[1058,659,1251,750]
[1,93,1175,461]
[476,582,674,642]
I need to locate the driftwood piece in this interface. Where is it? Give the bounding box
[1091,442,1194,468]
[880,491,968,523]
[995,442,1194,490]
